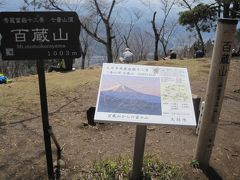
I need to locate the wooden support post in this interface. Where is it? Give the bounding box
[192,94,201,125]
[37,60,54,180]
[195,18,238,167]
[196,101,205,135]
[132,125,147,180]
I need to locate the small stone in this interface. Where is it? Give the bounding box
[53,159,66,169]
[147,126,156,131]
[83,123,89,127]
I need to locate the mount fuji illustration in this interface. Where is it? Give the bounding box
[104,84,136,92]
[98,84,162,115]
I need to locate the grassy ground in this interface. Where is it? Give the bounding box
[0,67,101,124]
[0,59,210,125]
[0,58,240,179]
[139,58,210,77]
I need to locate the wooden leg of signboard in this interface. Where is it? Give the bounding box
[132,125,147,180]
[37,59,54,180]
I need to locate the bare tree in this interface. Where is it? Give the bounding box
[151,0,176,60]
[79,0,117,63]
[117,10,142,48]
[79,26,92,69]
[22,0,98,69]
[119,19,135,48]
[151,11,160,60]
[112,35,124,62]
[113,9,142,61]
[159,20,178,57]
[132,30,151,61]
[21,0,42,11]
[174,34,196,58]
[24,0,117,63]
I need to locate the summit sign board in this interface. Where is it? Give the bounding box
[0,11,81,60]
[95,63,196,126]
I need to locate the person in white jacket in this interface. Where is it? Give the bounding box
[120,48,134,63]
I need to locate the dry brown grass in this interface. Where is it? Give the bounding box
[1,58,240,179]
[0,58,212,125]
[0,58,211,125]
[0,59,210,106]
[0,67,101,123]
[138,58,210,79]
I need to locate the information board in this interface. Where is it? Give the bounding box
[0,11,80,60]
[94,63,196,126]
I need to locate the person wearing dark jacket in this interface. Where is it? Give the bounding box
[48,58,74,72]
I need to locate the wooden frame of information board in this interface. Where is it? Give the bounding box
[94,63,196,179]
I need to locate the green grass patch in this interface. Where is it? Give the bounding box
[189,159,200,169]
[143,155,184,180]
[91,156,132,179]
[86,155,184,180]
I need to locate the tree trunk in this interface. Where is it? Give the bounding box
[160,40,167,57]
[125,38,129,49]
[81,54,86,69]
[106,43,113,63]
[152,11,159,61]
[154,37,159,60]
[106,25,113,63]
[162,43,167,57]
[195,23,205,55]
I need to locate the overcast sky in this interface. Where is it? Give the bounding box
[0,0,21,11]
[0,0,215,12]
[0,0,216,50]
[0,0,179,11]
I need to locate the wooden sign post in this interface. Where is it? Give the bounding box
[94,63,196,179]
[195,18,238,167]
[132,125,147,179]
[37,59,54,179]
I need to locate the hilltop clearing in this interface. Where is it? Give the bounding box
[0,59,240,179]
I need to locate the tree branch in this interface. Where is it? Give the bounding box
[93,0,107,22]
[151,11,160,38]
[107,0,116,20]
[48,0,65,11]
[80,21,107,45]
[182,0,192,10]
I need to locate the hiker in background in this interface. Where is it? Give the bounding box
[169,50,177,59]
[120,48,134,63]
[194,50,204,58]
[163,50,177,60]
[48,58,74,72]
[231,48,240,57]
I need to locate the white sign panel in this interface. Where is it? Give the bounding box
[94,63,196,126]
